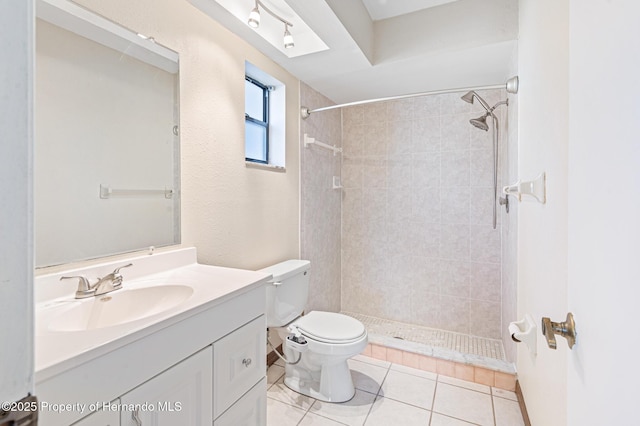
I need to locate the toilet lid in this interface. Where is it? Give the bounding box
[294,311,366,344]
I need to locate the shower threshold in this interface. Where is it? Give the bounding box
[342,311,515,375]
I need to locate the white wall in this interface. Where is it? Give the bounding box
[516,0,569,424]
[0,0,34,403]
[73,0,301,270]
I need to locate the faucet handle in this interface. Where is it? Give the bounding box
[113,263,133,275]
[110,263,133,288]
[60,275,94,299]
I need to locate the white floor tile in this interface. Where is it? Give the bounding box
[430,412,479,425]
[433,382,494,426]
[437,375,491,394]
[299,412,349,425]
[309,389,376,426]
[364,396,431,425]
[348,359,389,395]
[378,369,436,409]
[267,364,285,389]
[267,398,307,426]
[352,354,391,368]
[492,387,518,401]
[493,396,525,426]
[267,377,316,411]
[390,362,438,380]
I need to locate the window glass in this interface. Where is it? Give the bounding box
[245,79,264,120]
[245,120,267,162]
[245,77,269,163]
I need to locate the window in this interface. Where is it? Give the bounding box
[245,61,285,169]
[245,76,269,163]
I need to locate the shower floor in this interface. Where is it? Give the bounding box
[342,311,515,374]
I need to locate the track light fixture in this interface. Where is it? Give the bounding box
[283,24,294,49]
[247,0,294,49]
[248,3,260,28]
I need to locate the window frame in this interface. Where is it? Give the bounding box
[244,75,270,164]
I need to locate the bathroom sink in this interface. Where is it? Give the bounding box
[47,285,193,332]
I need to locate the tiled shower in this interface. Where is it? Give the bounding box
[300,83,517,362]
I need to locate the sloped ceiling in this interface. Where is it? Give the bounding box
[188,0,518,104]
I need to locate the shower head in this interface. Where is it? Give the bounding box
[461,91,475,104]
[460,91,492,112]
[469,113,489,131]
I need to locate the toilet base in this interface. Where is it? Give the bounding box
[284,359,356,403]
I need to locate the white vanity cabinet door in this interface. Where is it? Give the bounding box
[214,378,266,426]
[72,405,120,426]
[213,315,266,418]
[120,346,212,426]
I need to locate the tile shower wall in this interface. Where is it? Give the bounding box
[341,89,507,339]
[300,83,342,313]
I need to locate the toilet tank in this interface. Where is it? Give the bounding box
[259,260,310,328]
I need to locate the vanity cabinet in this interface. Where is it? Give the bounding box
[214,379,267,426]
[120,347,213,426]
[213,316,265,419]
[66,316,266,426]
[72,407,119,426]
[36,255,269,426]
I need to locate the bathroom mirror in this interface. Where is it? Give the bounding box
[34,0,180,267]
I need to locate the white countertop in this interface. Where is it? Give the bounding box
[35,248,271,382]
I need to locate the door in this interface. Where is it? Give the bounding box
[567,0,640,424]
[120,347,213,426]
[516,0,570,424]
[0,0,35,422]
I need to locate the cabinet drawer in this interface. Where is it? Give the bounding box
[214,378,266,426]
[213,315,266,418]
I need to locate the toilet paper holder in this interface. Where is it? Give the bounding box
[509,315,537,357]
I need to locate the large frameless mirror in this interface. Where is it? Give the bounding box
[34,0,180,267]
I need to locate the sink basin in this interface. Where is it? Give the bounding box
[48,285,193,332]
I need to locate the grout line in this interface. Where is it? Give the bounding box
[361,362,391,425]
[428,379,438,426]
[491,391,497,426]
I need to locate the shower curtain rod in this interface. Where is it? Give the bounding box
[300,83,506,119]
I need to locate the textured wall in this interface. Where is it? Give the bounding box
[501,51,519,363]
[341,89,507,339]
[300,83,342,313]
[74,0,300,270]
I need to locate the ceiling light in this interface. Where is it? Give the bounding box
[247,0,295,50]
[247,4,260,28]
[283,24,294,49]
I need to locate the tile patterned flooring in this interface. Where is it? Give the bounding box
[266,355,524,426]
[344,312,506,362]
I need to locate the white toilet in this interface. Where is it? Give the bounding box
[260,260,368,403]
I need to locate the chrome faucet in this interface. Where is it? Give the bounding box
[60,263,133,299]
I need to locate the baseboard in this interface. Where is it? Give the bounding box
[267,344,282,367]
[515,380,532,426]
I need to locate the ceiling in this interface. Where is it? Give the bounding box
[188,0,518,104]
[361,0,461,21]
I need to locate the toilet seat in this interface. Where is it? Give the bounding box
[294,311,366,344]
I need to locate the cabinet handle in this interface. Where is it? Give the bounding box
[132,409,142,426]
[242,358,252,367]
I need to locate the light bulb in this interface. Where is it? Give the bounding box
[248,7,260,28]
[283,26,294,49]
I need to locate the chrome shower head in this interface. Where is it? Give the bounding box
[461,90,492,113]
[470,113,489,131]
[461,91,475,104]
